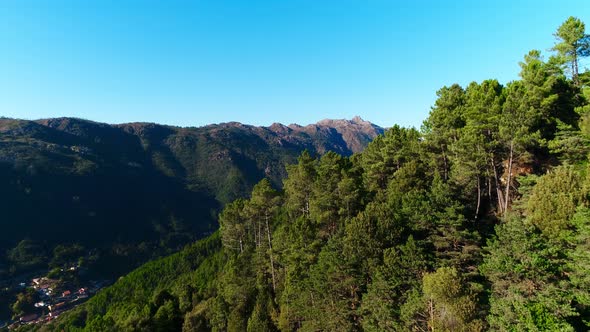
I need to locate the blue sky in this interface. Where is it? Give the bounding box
[1,1,589,128]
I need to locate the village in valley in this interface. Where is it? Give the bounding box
[1,266,110,330]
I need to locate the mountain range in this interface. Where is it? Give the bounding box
[0,116,383,279]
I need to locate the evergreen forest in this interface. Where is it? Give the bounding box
[14,16,590,332]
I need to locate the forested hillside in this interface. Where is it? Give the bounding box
[0,116,381,270]
[0,116,382,323]
[15,16,590,331]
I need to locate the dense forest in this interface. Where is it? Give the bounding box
[13,16,590,331]
[0,114,382,325]
[0,116,381,300]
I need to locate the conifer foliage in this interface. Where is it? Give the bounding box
[25,16,590,332]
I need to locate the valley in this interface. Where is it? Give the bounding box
[0,116,383,325]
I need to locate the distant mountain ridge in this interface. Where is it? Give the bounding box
[30,116,384,200]
[0,115,383,280]
[31,115,383,153]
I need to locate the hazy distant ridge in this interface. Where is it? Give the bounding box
[0,115,383,263]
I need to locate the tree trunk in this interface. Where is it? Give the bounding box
[490,154,505,215]
[441,144,449,180]
[487,174,492,200]
[573,51,579,85]
[265,213,277,291]
[503,140,514,215]
[475,176,481,221]
[428,298,435,332]
[258,217,262,248]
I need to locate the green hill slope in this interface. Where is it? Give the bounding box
[24,16,590,331]
[0,116,383,323]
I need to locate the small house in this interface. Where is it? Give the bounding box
[19,313,39,323]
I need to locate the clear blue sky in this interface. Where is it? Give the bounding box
[1,1,589,128]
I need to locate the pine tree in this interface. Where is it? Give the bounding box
[422,84,466,180]
[552,16,590,85]
[481,216,575,331]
